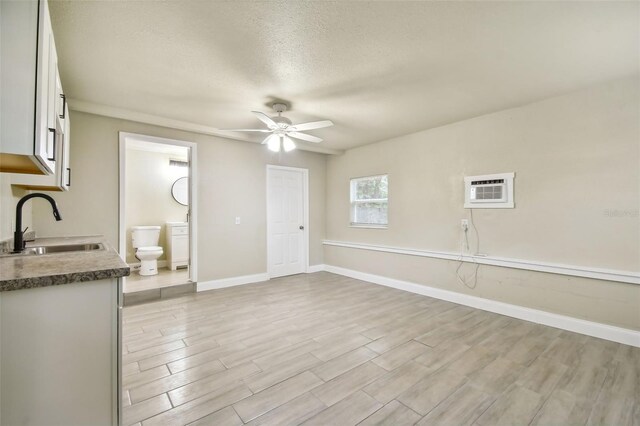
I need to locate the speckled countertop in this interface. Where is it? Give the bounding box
[0,235,130,292]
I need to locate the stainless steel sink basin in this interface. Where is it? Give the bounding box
[1,243,105,257]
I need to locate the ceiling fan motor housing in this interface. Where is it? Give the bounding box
[272,103,288,113]
[272,116,292,127]
[271,103,291,128]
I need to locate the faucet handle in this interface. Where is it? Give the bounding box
[21,227,29,248]
[16,227,28,250]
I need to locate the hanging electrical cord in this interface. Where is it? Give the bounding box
[456,208,480,289]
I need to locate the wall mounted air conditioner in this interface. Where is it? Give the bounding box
[464,172,514,209]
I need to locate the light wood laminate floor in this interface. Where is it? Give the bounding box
[122,272,639,426]
[124,268,190,293]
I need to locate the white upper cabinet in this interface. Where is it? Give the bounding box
[56,71,68,130]
[0,0,69,177]
[62,103,71,190]
[10,104,71,192]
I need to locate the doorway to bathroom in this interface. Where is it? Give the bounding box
[118,132,198,305]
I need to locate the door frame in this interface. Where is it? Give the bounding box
[266,165,310,278]
[118,132,198,283]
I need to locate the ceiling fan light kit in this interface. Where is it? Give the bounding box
[222,103,334,153]
[266,134,280,152]
[282,136,296,152]
[265,134,297,153]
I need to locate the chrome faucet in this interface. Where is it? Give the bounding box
[13,193,62,253]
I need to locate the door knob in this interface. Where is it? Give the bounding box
[299,225,304,230]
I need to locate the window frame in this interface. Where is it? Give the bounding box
[349,174,389,229]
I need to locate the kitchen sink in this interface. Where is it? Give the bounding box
[1,243,105,257]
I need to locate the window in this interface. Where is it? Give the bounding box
[350,174,388,227]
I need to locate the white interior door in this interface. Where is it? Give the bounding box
[267,167,307,278]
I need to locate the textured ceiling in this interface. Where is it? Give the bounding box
[49,0,639,152]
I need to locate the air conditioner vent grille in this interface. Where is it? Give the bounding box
[464,173,515,209]
[471,179,504,185]
[473,185,503,200]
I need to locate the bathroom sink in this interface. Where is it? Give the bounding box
[1,243,105,257]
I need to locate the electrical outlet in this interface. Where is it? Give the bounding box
[235,217,241,225]
[461,219,469,231]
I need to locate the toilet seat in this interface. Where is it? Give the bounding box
[136,246,163,252]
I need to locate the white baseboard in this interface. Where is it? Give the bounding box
[307,264,326,273]
[198,272,270,291]
[323,264,640,347]
[198,266,327,291]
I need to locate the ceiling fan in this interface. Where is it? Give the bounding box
[221,103,333,152]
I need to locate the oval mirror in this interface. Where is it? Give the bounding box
[171,177,189,206]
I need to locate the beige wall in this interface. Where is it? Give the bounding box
[325,76,640,330]
[0,174,31,242]
[25,76,639,330]
[32,111,327,281]
[124,148,189,264]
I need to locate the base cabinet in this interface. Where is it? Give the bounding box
[0,279,119,425]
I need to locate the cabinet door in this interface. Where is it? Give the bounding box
[0,279,118,424]
[33,0,56,174]
[56,114,70,191]
[62,104,71,190]
[55,69,66,128]
[46,33,58,160]
[173,235,189,262]
[9,104,71,191]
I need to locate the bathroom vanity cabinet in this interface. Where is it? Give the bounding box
[166,222,189,270]
[0,0,69,177]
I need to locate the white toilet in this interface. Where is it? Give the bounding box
[131,226,163,276]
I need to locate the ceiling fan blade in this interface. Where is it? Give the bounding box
[252,111,279,129]
[288,131,323,143]
[218,129,272,132]
[290,120,333,132]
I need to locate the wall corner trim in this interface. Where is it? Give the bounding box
[323,240,640,285]
[197,273,270,292]
[321,264,640,347]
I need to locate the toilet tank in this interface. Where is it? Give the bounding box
[131,226,161,248]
